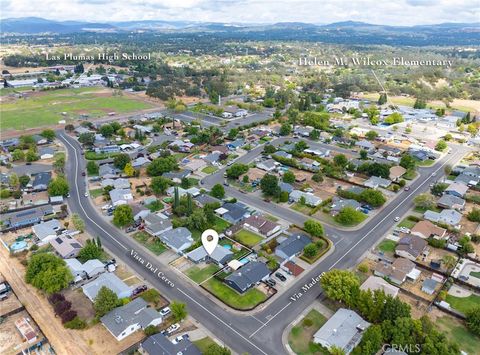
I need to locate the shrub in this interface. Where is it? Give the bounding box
[358,264,369,273]
[54,300,72,316]
[140,289,161,305]
[144,325,158,336]
[48,293,65,305]
[61,310,77,324]
[303,318,314,327]
[64,316,87,329]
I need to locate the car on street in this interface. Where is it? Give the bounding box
[394,216,400,222]
[275,272,287,282]
[82,172,86,176]
[223,181,229,186]
[166,323,180,334]
[84,192,89,197]
[404,187,410,191]
[159,307,171,317]
[227,161,234,166]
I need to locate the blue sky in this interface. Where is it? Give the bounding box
[1,0,478,25]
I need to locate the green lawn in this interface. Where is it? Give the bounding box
[203,277,267,310]
[292,202,315,215]
[233,229,263,247]
[193,337,218,353]
[89,188,104,199]
[213,216,231,233]
[185,264,220,283]
[132,232,167,255]
[437,316,480,355]
[446,294,480,315]
[377,239,397,253]
[202,166,218,174]
[397,218,417,229]
[288,309,329,355]
[403,169,417,180]
[416,159,436,167]
[1,87,153,131]
[85,151,120,160]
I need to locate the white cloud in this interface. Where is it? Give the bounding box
[0,0,478,25]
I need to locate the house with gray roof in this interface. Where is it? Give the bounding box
[424,209,462,227]
[82,273,132,301]
[275,234,311,260]
[215,202,250,224]
[50,235,83,258]
[364,176,391,189]
[289,190,322,207]
[256,159,277,172]
[39,147,55,160]
[140,333,201,355]
[437,194,465,211]
[32,172,52,191]
[454,173,479,187]
[279,182,293,194]
[224,261,270,293]
[194,194,222,208]
[101,298,162,341]
[1,205,54,229]
[274,151,292,159]
[355,140,374,150]
[313,308,370,354]
[421,278,438,295]
[109,188,133,207]
[65,258,105,282]
[186,245,233,266]
[32,219,61,245]
[144,214,172,237]
[158,227,193,254]
[463,166,480,179]
[395,235,428,261]
[203,152,222,165]
[445,182,468,198]
[330,197,361,216]
[102,178,130,189]
[99,164,119,178]
[131,156,151,168]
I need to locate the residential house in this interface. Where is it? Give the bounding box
[184,159,207,172]
[395,236,428,261]
[166,186,200,198]
[22,191,49,206]
[158,227,193,254]
[444,182,468,198]
[389,166,406,181]
[378,145,402,157]
[355,140,375,151]
[410,220,446,239]
[256,159,277,172]
[109,188,133,207]
[39,147,55,160]
[373,257,419,285]
[32,219,61,245]
[162,170,192,184]
[330,197,361,216]
[304,148,330,157]
[215,202,250,224]
[462,166,480,180]
[82,273,132,301]
[101,298,162,341]
[423,209,462,227]
[275,234,311,260]
[242,215,281,237]
[300,157,321,171]
[454,173,479,187]
[139,333,201,355]
[65,258,106,281]
[186,245,233,266]
[50,235,83,258]
[169,140,194,153]
[131,157,151,168]
[294,125,314,137]
[279,182,293,194]
[194,194,222,208]
[131,204,150,222]
[203,152,222,165]
[273,151,292,159]
[144,214,172,237]
[224,261,270,293]
[289,190,322,207]
[226,139,245,151]
[102,178,131,189]
[437,195,466,211]
[360,276,399,298]
[364,176,391,189]
[1,205,54,229]
[99,164,120,178]
[313,308,370,354]
[421,278,438,295]
[32,134,48,145]
[210,145,229,155]
[95,145,121,154]
[32,172,52,191]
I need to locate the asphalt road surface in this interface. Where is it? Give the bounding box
[58,130,469,355]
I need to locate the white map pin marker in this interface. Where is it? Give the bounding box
[201,229,219,255]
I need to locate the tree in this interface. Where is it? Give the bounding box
[227,128,239,140]
[113,153,130,170]
[442,254,457,270]
[360,149,368,160]
[147,156,178,176]
[78,239,103,262]
[204,344,232,355]
[19,175,30,187]
[377,93,387,105]
[171,301,188,322]
[94,286,121,317]
[310,129,320,140]
[435,140,447,152]
[466,307,480,336]
[312,173,323,183]
[359,189,386,207]
[78,132,95,146]
[25,148,39,162]
[150,176,171,195]
[380,296,411,322]
[279,123,291,136]
[113,205,134,227]
[399,154,416,170]
[211,184,225,199]
[260,174,280,197]
[333,154,348,168]
[431,182,448,196]
[444,164,452,176]
[303,243,319,258]
[226,163,249,179]
[335,207,365,225]
[304,219,324,237]
[263,144,277,154]
[86,161,99,175]
[413,193,436,209]
[65,124,75,132]
[99,124,114,137]
[25,253,72,294]
[9,173,19,189]
[144,325,158,336]
[320,269,360,307]
[354,324,383,355]
[283,170,295,184]
[48,176,69,196]
[11,149,25,161]
[384,112,404,125]
[124,162,135,177]
[180,177,191,189]
[41,129,56,140]
[467,208,480,222]
[72,213,85,232]
[365,130,378,141]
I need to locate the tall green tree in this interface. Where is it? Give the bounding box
[113,205,134,227]
[94,286,121,317]
[25,254,72,294]
[320,269,360,307]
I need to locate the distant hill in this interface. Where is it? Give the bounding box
[1,17,115,33]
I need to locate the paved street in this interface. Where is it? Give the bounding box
[58,130,469,355]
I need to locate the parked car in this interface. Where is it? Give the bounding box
[265,279,276,287]
[82,172,86,176]
[404,187,410,191]
[131,285,147,297]
[125,226,136,233]
[159,307,171,317]
[166,323,180,334]
[84,192,89,197]
[275,272,287,282]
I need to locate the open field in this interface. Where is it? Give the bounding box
[446,293,480,315]
[0,87,153,131]
[288,309,328,355]
[436,316,480,355]
[377,239,397,253]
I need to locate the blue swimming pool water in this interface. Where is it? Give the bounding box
[223,245,232,250]
[10,240,27,251]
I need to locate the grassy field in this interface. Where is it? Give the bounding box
[288,309,329,355]
[132,231,167,255]
[203,277,267,310]
[89,188,104,199]
[436,316,480,355]
[397,217,417,229]
[1,87,153,131]
[202,166,218,174]
[185,264,220,283]
[193,337,218,353]
[446,294,480,315]
[233,229,263,247]
[377,239,397,253]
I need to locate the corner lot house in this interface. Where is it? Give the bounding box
[313,308,370,354]
[101,298,162,341]
[224,261,270,293]
[82,273,132,301]
[140,333,201,355]
[158,227,193,254]
[275,234,311,260]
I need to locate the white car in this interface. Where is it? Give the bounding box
[159,307,171,317]
[394,216,400,222]
[172,335,185,344]
[166,323,180,334]
[84,192,89,197]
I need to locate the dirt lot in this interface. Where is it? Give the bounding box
[416,248,458,273]
[398,291,429,319]
[0,290,23,317]
[63,288,96,322]
[401,269,442,302]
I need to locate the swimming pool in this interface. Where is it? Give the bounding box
[10,240,28,252]
[222,244,232,250]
